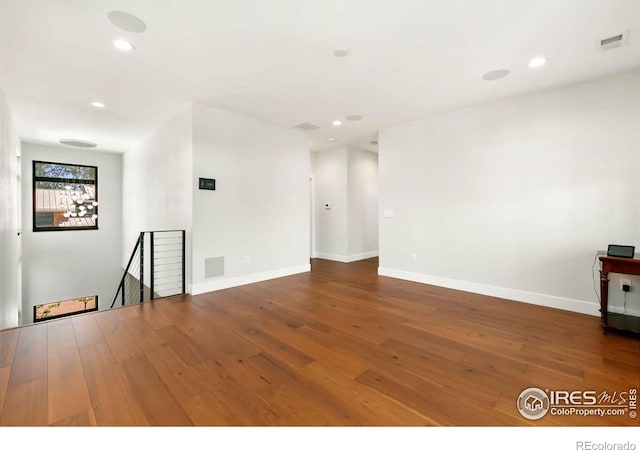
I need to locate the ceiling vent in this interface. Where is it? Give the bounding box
[59,139,97,148]
[598,31,629,51]
[107,11,147,33]
[293,122,320,131]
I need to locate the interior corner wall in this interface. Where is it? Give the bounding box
[20,143,123,323]
[0,88,20,329]
[378,70,640,316]
[123,105,193,290]
[190,103,310,294]
[347,147,379,260]
[312,146,349,260]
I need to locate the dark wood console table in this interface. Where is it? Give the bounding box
[599,256,640,336]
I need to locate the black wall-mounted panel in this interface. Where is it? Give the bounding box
[199,178,216,190]
[607,244,635,258]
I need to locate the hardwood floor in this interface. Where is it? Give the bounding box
[1,258,638,426]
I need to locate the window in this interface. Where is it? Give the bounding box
[33,295,98,322]
[33,160,98,231]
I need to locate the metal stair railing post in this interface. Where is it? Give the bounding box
[150,231,155,300]
[139,232,144,303]
[182,230,186,295]
[110,232,143,308]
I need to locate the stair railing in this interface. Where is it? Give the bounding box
[110,230,186,308]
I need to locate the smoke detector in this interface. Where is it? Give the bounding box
[598,31,629,51]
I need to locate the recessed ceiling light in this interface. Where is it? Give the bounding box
[59,139,97,148]
[113,39,135,52]
[107,11,147,33]
[328,137,336,141]
[90,101,105,108]
[332,120,342,126]
[528,56,547,68]
[346,115,362,121]
[481,69,510,81]
[333,48,349,57]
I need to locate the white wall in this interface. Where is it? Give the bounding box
[312,147,349,259]
[123,105,193,275]
[190,103,310,294]
[21,143,123,323]
[0,88,21,329]
[348,147,379,259]
[312,145,379,262]
[379,71,640,316]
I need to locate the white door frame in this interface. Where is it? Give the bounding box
[309,175,316,259]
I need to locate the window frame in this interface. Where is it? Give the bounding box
[33,295,99,323]
[32,160,99,232]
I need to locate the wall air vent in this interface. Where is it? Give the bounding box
[293,122,320,131]
[598,30,629,51]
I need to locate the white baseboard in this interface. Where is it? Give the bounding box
[191,264,311,295]
[609,305,640,316]
[315,251,379,263]
[378,267,601,317]
[347,251,379,262]
[315,252,349,262]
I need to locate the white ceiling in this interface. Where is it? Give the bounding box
[0,0,638,153]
